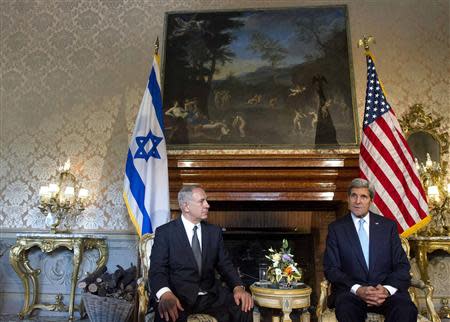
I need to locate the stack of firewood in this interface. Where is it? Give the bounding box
[78,264,137,302]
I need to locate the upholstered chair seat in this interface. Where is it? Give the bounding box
[187,314,218,322]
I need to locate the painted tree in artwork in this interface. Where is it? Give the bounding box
[247,32,287,83]
[164,12,244,118]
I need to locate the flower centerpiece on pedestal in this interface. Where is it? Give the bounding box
[265,239,302,288]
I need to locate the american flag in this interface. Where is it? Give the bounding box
[359,54,430,236]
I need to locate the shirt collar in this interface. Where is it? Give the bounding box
[181,214,200,231]
[351,212,370,225]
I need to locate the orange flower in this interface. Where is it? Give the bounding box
[284,266,293,275]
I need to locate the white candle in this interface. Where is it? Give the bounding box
[414,158,420,171]
[425,153,433,168]
[63,159,71,171]
[48,183,59,194]
[427,185,440,202]
[64,186,75,197]
[39,186,50,202]
[39,186,49,196]
[78,188,89,199]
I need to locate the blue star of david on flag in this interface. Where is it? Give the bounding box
[134,130,163,161]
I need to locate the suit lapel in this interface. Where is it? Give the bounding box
[174,217,190,245]
[369,213,382,272]
[343,214,369,274]
[200,222,208,266]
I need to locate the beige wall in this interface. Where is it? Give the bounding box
[1,0,449,232]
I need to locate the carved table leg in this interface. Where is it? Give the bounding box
[281,297,292,322]
[68,240,83,322]
[417,244,430,283]
[252,308,261,322]
[95,240,108,269]
[300,309,310,322]
[9,244,33,319]
[22,256,40,312]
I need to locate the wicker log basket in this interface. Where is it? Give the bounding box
[82,292,134,322]
[79,264,137,322]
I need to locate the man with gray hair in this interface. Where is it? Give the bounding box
[323,178,417,322]
[150,185,253,322]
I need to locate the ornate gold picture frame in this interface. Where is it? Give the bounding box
[162,6,358,150]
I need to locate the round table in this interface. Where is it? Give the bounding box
[250,282,312,322]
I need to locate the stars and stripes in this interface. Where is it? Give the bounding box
[359,54,430,236]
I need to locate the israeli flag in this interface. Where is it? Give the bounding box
[123,54,170,236]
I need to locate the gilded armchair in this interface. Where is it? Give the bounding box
[137,233,217,322]
[316,237,440,322]
[137,233,154,322]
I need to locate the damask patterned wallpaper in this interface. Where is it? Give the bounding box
[1,0,449,232]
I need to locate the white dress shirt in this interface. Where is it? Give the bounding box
[350,212,397,296]
[181,214,202,250]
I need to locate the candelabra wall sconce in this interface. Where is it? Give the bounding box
[415,153,449,236]
[38,159,89,233]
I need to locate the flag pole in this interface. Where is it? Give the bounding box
[154,37,159,55]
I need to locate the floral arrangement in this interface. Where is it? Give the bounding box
[265,239,302,285]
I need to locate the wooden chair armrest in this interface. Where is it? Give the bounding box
[411,278,427,289]
[316,279,330,319]
[137,278,149,322]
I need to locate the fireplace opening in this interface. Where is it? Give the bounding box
[203,199,342,314]
[223,230,316,321]
[223,230,315,294]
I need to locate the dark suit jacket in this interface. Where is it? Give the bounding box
[149,218,242,307]
[323,212,411,307]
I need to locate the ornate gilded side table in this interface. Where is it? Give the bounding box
[408,236,450,318]
[408,236,450,283]
[9,233,108,321]
[250,283,312,322]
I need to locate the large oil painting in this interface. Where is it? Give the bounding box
[162,6,358,149]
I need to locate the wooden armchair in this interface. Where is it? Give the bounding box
[316,237,440,322]
[137,233,216,322]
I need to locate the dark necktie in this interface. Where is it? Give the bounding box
[192,225,202,275]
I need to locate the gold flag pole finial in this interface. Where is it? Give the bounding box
[154,37,160,55]
[357,35,375,52]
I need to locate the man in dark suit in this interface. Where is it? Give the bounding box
[150,185,253,322]
[323,178,418,322]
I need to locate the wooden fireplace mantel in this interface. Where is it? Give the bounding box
[168,153,359,205]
